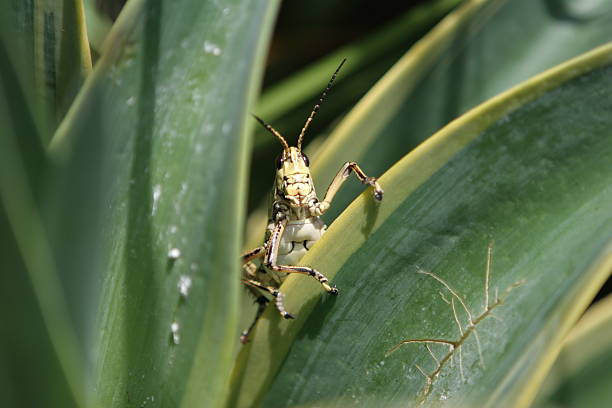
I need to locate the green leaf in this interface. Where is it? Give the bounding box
[0,5,87,406]
[55,0,93,121]
[0,86,82,408]
[245,0,461,214]
[229,43,612,407]
[82,0,115,53]
[49,0,279,406]
[3,0,91,139]
[246,0,612,247]
[254,0,461,144]
[531,294,612,408]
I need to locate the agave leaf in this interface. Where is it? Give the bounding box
[530,294,612,408]
[246,0,612,247]
[0,79,82,408]
[3,0,91,139]
[49,0,279,406]
[229,43,612,408]
[0,5,87,406]
[54,0,92,119]
[253,0,461,145]
[245,0,461,214]
[82,0,115,53]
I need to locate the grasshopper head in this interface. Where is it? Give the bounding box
[252,59,347,208]
[275,146,314,207]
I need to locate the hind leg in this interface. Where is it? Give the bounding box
[242,278,294,320]
[240,294,269,344]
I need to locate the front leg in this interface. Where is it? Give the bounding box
[263,219,338,295]
[309,162,383,216]
[242,246,264,264]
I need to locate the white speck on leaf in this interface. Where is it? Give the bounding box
[168,248,181,260]
[178,275,192,298]
[203,41,222,56]
[171,321,180,344]
[152,184,162,215]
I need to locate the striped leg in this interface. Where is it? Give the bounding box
[240,295,269,344]
[330,162,383,201]
[263,220,338,295]
[242,278,294,320]
[242,246,265,263]
[242,246,265,281]
[241,247,276,343]
[271,264,338,294]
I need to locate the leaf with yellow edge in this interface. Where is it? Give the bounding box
[229,43,612,408]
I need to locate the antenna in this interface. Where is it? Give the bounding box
[252,113,289,150]
[297,58,346,150]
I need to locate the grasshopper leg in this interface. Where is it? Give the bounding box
[269,264,338,295]
[309,162,383,216]
[241,248,281,342]
[242,246,265,263]
[336,161,384,200]
[240,295,269,344]
[242,278,294,320]
[264,220,338,295]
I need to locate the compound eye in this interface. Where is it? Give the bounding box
[276,154,284,169]
[301,153,310,167]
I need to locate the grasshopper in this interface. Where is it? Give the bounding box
[240,59,383,343]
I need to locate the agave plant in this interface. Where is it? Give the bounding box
[1,0,611,407]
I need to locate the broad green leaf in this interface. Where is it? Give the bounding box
[83,0,113,54]
[229,43,612,407]
[530,294,612,408]
[55,0,92,119]
[246,0,612,247]
[0,8,84,407]
[49,0,279,406]
[254,0,461,144]
[0,81,82,408]
[246,0,461,213]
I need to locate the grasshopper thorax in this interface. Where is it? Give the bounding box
[275,146,315,207]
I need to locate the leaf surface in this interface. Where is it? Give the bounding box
[230,42,612,408]
[246,0,612,246]
[49,0,279,406]
[531,294,612,408]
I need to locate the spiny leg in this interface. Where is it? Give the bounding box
[242,246,265,263]
[310,161,383,216]
[242,246,283,286]
[263,219,338,294]
[243,278,294,320]
[269,264,338,295]
[240,294,269,344]
[240,259,270,343]
[240,248,278,343]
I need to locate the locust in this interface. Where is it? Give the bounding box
[240,59,384,344]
